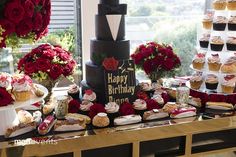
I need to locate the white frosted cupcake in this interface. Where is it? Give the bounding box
[82,89,96,102]
[0,72,12,89]
[151,94,164,106]
[133,99,147,117]
[12,74,33,101]
[79,100,94,115]
[105,102,120,125]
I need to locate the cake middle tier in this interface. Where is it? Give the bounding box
[90,39,130,63]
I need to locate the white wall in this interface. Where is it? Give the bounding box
[81,0,99,79]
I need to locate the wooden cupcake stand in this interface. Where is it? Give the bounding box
[0,84,48,136]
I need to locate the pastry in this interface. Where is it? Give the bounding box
[133,99,147,116]
[54,116,86,132]
[213,0,226,10]
[43,103,55,115]
[210,36,224,51]
[221,75,236,94]
[190,73,203,90]
[139,82,153,91]
[188,96,202,108]
[202,15,213,30]
[105,102,120,125]
[162,102,179,114]
[92,113,110,128]
[143,109,169,121]
[67,84,80,100]
[227,0,236,10]
[82,89,96,102]
[221,56,236,73]
[226,37,236,51]
[228,16,236,30]
[206,102,234,110]
[33,111,42,125]
[0,72,12,89]
[205,74,218,90]
[170,107,197,119]
[114,115,142,126]
[33,84,44,97]
[213,16,227,31]
[65,113,91,124]
[207,54,222,72]
[5,122,36,138]
[17,110,33,124]
[192,53,205,70]
[199,33,210,48]
[38,115,56,135]
[12,74,33,101]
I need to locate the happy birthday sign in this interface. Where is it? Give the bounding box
[104,60,136,105]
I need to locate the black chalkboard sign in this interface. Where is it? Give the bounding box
[104,60,136,105]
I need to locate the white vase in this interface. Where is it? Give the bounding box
[0,48,14,74]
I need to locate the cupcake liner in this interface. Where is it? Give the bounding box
[213,23,226,31]
[192,62,205,70]
[199,41,209,48]
[13,91,31,101]
[221,85,234,94]
[226,43,236,51]
[227,2,236,10]
[190,81,203,90]
[228,23,236,31]
[213,2,226,10]
[202,21,212,30]
[210,44,224,51]
[205,82,218,90]
[208,63,221,72]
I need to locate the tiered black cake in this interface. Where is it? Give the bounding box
[81,0,136,104]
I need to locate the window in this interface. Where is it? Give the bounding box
[0,0,82,86]
[121,0,207,77]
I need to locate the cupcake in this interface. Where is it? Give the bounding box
[190,73,203,90]
[92,113,110,128]
[12,74,33,101]
[105,102,119,125]
[202,14,213,29]
[82,89,96,102]
[199,33,210,48]
[133,99,147,117]
[213,16,227,31]
[80,100,94,115]
[151,94,164,106]
[210,36,224,51]
[0,72,12,89]
[207,54,222,71]
[213,0,227,10]
[227,0,236,10]
[226,37,236,51]
[67,84,80,100]
[205,74,219,90]
[192,53,205,70]
[139,82,154,96]
[221,75,236,94]
[228,16,236,30]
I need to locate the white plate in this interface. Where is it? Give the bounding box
[0,84,48,111]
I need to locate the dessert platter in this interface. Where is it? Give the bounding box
[188,0,236,109]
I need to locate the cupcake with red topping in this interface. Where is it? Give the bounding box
[202,14,213,29]
[192,53,205,70]
[80,100,94,115]
[207,54,222,72]
[221,75,236,94]
[133,99,147,117]
[82,89,96,102]
[0,72,12,90]
[226,37,236,51]
[12,74,33,101]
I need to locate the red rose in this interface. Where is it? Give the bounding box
[34,0,41,5]
[163,58,174,71]
[102,57,119,71]
[24,0,35,17]
[58,51,71,61]
[89,103,106,119]
[0,88,14,107]
[119,102,135,116]
[16,18,33,37]
[4,1,25,24]
[153,55,164,68]
[24,62,36,75]
[136,90,149,100]
[33,12,43,31]
[131,53,143,65]
[0,19,15,36]
[143,60,155,74]
[49,64,62,80]
[63,62,75,77]
[42,49,56,59]
[0,37,6,48]
[68,99,80,113]
[165,49,174,58]
[146,99,161,111]
[141,47,153,58]
[36,58,50,72]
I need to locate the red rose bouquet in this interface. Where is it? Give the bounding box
[0,87,14,107]
[0,0,51,48]
[131,42,181,81]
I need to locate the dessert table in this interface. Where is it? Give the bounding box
[0,112,236,157]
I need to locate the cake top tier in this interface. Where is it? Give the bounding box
[100,0,119,5]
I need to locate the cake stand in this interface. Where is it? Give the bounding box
[0,84,48,136]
